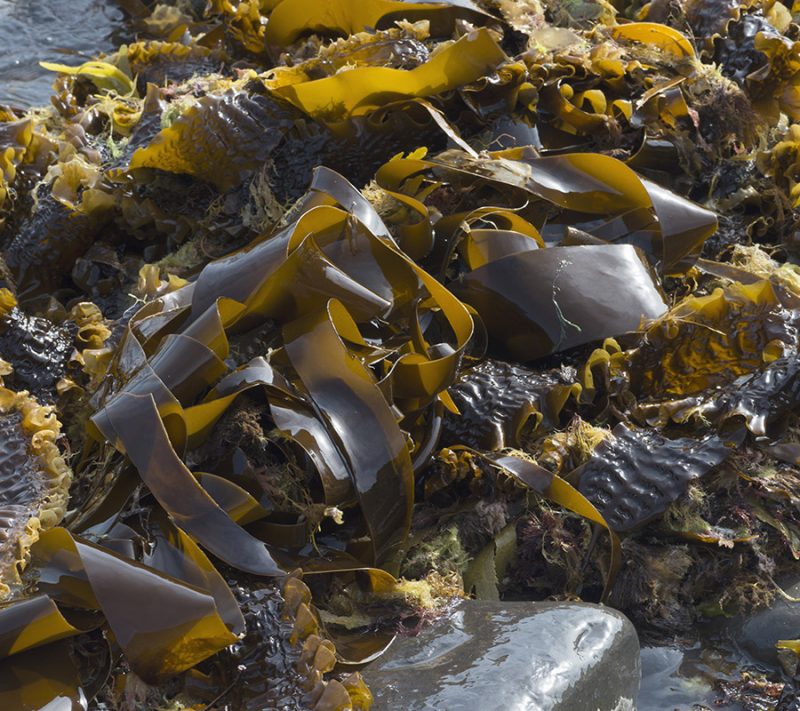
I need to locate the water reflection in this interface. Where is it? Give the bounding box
[0,0,129,108]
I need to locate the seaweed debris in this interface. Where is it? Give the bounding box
[2,0,800,707]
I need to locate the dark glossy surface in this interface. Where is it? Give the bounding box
[215,583,307,710]
[443,358,575,449]
[723,576,800,667]
[0,412,47,582]
[455,245,668,361]
[0,308,74,401]
[716,355,800,436]
[5,194,108,301]
[577,424,731,532]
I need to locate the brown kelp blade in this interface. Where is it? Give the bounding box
[382,147,718,268]
[0,528,236,683]
[273,29,507,120]
[9,0,798,697]
[283,300,414,564]
[454,244,667,361]
[575,425,731,532]
[98,393,288,576]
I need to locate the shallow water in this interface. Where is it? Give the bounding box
[0,0,128,108]
[638,631,789,711]
[639,646,736,710]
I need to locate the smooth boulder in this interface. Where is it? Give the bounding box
[362,600,640,711]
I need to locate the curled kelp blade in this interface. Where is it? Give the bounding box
[0,527,236,683]
[86,166,473,571]
[39,60,135,96]
[264,0,495,53]
[442,359,581,449]
[0,639,97,711]
[0,595,91,658]
[97,393,287,576]
[453,244,667,361]
[138,510,246,633]
[272,29,507,120]
[379,147,718,269]
[610,22,697,59]
[283,300,414,564]
[183,172,472,410]
[574,424,731,532]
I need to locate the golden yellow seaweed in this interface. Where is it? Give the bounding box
[273,29,506,120]
[265,0,490,50]
[40,60,135,96]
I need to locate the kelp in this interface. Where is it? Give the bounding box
[0,120,33,224]
[219,575,373,710]
[89,166,474,567]
[610,22,697,60]
[378,147,718,269]
[454,243,667,361]
[264,0,494,52]
[128,89,300,192]
[0,305,75,402]
[0,149,674,701]
[39,60,135,97]
[119,40,227,92]
[443,359,581,449]
[128,28,507,191]
[574,424,731,531]
[6,0,800,704]
[3,157,113,299]
[272,29,507,120]
[757,123,800,207]
[629,278,799,399]
[262,23,432,90]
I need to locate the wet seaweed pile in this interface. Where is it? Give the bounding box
[3,0,800,708]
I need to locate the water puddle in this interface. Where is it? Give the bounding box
[639,633,790,710]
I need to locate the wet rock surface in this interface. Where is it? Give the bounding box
[726,577,800,668]
[0,306,74,402]
[361,601,640,711]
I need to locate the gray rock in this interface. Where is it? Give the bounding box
[725,577,800,668]
[361,601,640,711]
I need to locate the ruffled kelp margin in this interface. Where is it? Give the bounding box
[2,0,800,707]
